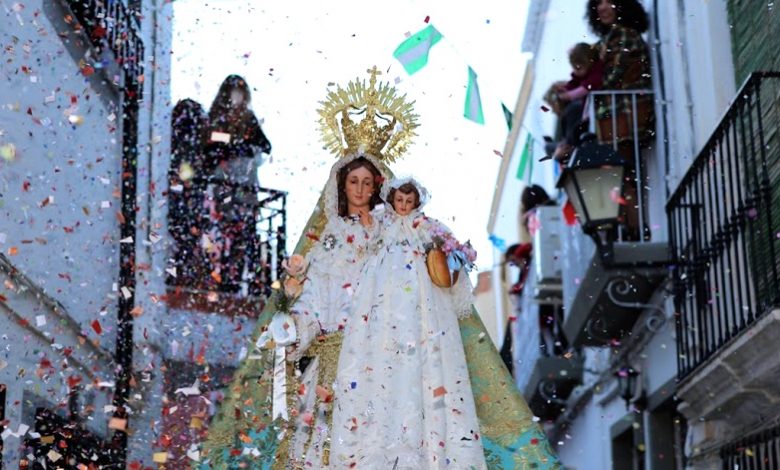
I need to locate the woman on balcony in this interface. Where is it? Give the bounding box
[169,99,209,287]
[204,75,272,294]
[586,0,654,240]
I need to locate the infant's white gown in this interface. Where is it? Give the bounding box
[330,179,487,469]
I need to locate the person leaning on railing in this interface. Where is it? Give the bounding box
[586,0,655,241]
[204,74,273,294]
[168,98,210,287]
[548,43,605,163]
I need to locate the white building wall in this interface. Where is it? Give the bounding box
[125,0,175,464]
[556,393,612,469]
[654,0,736,191]
[0,0,131,465]
[1,0,176,465]
[0,0,124,354]
[639,298,677,396]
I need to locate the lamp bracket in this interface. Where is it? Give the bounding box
[538,380,568,406]
[606,278,667,320]
[591,229,615,265]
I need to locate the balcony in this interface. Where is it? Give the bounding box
[720,423,780,469]
[560,90,669,347]
[667,72,780,431]
[166,180,287,311]
[513,207,583,421]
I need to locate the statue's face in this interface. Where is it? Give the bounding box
[344,166,375,212]
[392,191,417,216]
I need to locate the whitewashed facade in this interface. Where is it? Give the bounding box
[0,0,173,466]
[490,1,780,469]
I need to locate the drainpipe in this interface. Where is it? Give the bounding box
[653,0,671,200]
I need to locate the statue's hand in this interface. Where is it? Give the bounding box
[285,312,317,362]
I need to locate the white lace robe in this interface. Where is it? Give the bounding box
[329,210,487,469]
[287,152,388,467]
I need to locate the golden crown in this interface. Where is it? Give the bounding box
[318,66,419,163]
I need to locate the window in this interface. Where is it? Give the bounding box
[611,414,645,470]
[647,398,686,469]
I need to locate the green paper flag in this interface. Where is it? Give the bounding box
[393,25,443,75]
[464,67,485,125]
[501,102,513,130]
[516,134,533,180]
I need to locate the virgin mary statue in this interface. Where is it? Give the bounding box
[198,68,561,469]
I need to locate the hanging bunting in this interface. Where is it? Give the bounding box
[516,134,533,180]
[393,24,443,75]
[464,67,485,124]
[501,102,513,131]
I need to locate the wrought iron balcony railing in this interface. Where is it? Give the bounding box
[166,177,287,301]
[720,423,780,469]
[65,0,144,90]
[667,72,780,380]
[587,89,656,243]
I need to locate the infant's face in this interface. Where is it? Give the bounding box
[572,63,589,78]
[392,191,418,216]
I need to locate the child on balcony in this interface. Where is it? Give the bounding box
[557,42,604,104]
[547,43,604,164]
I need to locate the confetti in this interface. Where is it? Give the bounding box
[179,162,195,181]
[315,385,333,402]
[210,131,231,143]
[68,114,84,125]
[108,417,127,431]
[0,144,16,162]
[175,380,201,396]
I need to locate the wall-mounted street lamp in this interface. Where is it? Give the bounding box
[556,133,625,265]
[614,366,646,411]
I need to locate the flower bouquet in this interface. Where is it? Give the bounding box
[424,226,477,288]
[255,254,308,350]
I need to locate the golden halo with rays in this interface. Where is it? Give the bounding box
[317,66,419,164]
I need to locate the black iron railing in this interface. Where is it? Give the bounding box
[167,178,287,298]
[0,384,5,468]
[65,0,145,85]
[62,0,144,463]
[720,424,780,469]
[667,72,780,380]
[587,89,655,242]
[22,408,116,468]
